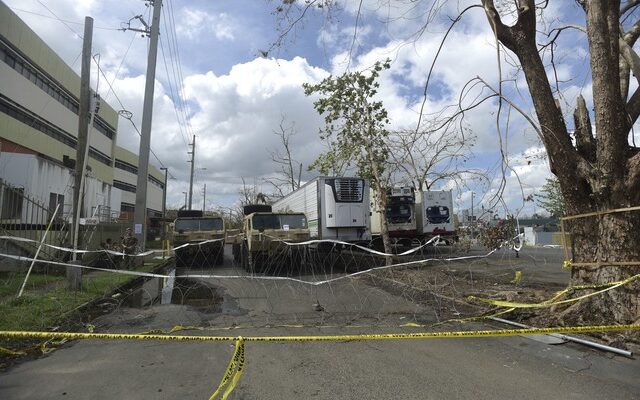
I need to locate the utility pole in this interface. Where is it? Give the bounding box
[71,16,93,261]
[187,135,195,210]
[470,191,475,239]
[132,0,162,251]
[202,183,206,213]
[182,191,187,209]
[160,167,168,218]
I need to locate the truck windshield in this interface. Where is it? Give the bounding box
[386,204,412,223]
[252,214,281,230]
[175,218,223,232]
[251,214,307,230]
[426,206,450,224]
[279,214,307,229]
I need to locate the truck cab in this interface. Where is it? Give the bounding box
[233,205,310,273]
[173,210,225,267]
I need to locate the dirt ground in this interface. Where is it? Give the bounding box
[364,246,640,353]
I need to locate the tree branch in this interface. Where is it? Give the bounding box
[573,95,596,163]
[481,0,516,50]
[621,0,640,16]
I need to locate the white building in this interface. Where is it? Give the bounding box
[0,2,164,224]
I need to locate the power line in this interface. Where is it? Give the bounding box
[35,0,83,39]
[11,7,122,30]
[93,59,167,170]
[32,0,172,173]
[161,1,194,148]
[159,35,190,150]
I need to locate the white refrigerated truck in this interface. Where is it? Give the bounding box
[272,176,371,242]
[371,188,456,244]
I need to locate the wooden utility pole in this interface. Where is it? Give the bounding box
[71,16,93,261]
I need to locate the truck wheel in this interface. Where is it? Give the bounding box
[241,242,249,271]
[232,243,240,262]
[215,248,224,266]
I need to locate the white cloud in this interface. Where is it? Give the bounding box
[176,9,236,41]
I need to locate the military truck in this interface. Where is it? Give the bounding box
[173,210,225,268]
[232,205,310,273]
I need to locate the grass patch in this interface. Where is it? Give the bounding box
[0,273,65,300]
[0,262,162,331]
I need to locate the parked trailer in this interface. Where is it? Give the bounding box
[272,177,371,243]
[371,188,456,245]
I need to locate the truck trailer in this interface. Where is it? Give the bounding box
[272,177,371,243]
[371,188,456,245]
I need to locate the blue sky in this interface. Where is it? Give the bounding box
[6,0,628,218]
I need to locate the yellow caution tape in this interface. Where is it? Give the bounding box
[561,205,640,221]
[468,273,639,309]
[1,324,639,343]
[511,271,522,284]
[209,337,244,400]
[3,325,638,398]
[0,345,26,356]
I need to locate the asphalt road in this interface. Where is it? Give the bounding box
[1,245,638,399]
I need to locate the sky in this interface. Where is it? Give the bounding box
[5,0,630,218]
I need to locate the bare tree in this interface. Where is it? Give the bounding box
[387,123,483,191]
[238,177,269,206]
[265,115,303,197]
[270,0,640,324]
[479,0,640,324]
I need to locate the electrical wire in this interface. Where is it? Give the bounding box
[11,7,122,30]
[35,0,83,39]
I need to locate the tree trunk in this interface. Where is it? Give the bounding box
[372,178,393,266]
[568,210,640,325]
[481,0,640,325]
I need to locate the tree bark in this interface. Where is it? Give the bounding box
[482,0,639,325]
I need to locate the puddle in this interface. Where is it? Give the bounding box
[171,279,223,313]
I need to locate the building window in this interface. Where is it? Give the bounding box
[114,180,137,193]
[120,202,135,212]
[0,95,112,167]
[114,159,137,175]
[48,192,64,219]
[1,185,23,220]
[0,38,116,140]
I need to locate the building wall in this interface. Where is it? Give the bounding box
[114,146,164,215]
[0,152,115,222]
[0,3,164,220]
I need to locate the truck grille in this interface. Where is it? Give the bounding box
[334,179,363,202]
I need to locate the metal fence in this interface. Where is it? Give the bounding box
[0,180,68,259]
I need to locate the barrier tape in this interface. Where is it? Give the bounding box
[260,234,441,257]
[209,337,244,400]
[2,325,636,399]
[0,345,26,356]
[468,274,640,309]
[1,324,638,343]
[560,205,640,221]
[0,235,224,257]
[0,247,500,286]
